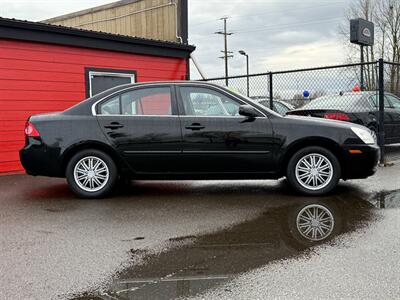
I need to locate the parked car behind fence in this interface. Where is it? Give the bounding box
[287,91,400,145]
[200,60,400,163]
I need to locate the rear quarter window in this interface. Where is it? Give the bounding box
[99,96,120,115]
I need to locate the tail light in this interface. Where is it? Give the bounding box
[324,112,350,121]
[24,121,40,137]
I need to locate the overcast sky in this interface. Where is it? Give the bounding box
[0,0,353,78]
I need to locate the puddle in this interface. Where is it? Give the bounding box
[68,188,394,300]
[371,190,400,209]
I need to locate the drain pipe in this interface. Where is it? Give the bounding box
[171,0,183,43]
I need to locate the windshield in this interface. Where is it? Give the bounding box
[301,94,368,110]
[225,88,282,117]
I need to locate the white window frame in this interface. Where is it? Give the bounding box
[88,71,136,97]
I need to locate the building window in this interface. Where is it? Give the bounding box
[85,68,137,97]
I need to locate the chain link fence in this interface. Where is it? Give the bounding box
[200,60,400,164]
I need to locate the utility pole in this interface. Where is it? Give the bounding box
[215,17,233,86]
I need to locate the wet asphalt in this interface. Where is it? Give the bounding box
[0,164,399,300]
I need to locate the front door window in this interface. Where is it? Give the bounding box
[179,87,241,116]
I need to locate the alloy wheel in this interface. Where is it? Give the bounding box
[296,204,335,241]
[295,153,333,191]
[73,156,110,192]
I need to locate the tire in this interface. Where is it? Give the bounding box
[286,146,341,196]
[66,149,118,199]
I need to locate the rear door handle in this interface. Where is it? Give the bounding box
[185,123,205,131]
[104,122,124,130]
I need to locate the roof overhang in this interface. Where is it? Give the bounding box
[0,17,195,59]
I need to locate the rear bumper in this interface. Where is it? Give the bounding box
[19,138,63,177]
[341,144,379,179]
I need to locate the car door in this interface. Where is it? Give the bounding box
[96,85,182,173]
[176,84,275,174]
[385,94,400,142]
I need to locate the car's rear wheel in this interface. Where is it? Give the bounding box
[66,149,118,199]
[287,146,341,195]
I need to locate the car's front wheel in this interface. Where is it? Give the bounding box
[286,146,341,196]
[66,149,118,199]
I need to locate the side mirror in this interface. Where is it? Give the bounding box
[239,105,259,118]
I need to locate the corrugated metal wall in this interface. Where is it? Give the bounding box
[45,0,180,42]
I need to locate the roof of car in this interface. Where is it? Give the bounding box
[90,80,219,94]
[340,91,377,95]
[65,81,281,118]
[65,81,229,114]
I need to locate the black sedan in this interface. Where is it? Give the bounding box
[287,91,400,144]
[20,82,379,198]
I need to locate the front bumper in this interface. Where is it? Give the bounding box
[341,144,380,180]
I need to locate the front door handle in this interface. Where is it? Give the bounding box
[104,122,124,130]
[185,123,205,131]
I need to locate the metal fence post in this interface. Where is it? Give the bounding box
[269,72,273,110]
[360,45,365,90]
[378,58,385,164]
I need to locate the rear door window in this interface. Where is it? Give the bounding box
[98,87,173,116]
[121,87,172,116]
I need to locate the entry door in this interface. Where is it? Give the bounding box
[176,85,275,174]
[96,86,182,173]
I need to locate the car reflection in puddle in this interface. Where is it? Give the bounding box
[73,189,400,300]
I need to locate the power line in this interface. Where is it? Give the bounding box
[190,2,344,27]
[191,17,342,41]
[229,3,344,21]
[233,17,342,34]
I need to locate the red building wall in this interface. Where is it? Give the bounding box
[0,39,188,173]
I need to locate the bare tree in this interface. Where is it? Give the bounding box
[310,90,327,100]
[375,1,400,94]
[340,0,400,93]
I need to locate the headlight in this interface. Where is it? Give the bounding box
[351,127,375,144]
